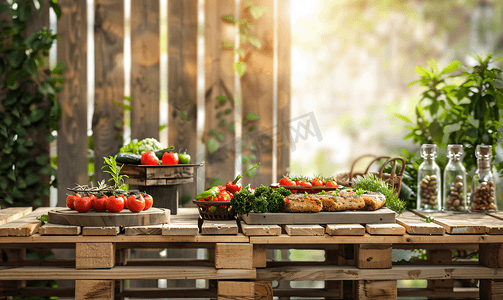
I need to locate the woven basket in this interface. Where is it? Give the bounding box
[192,200,236,220]
[333,155,405,195]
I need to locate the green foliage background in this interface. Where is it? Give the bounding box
[0,0,63,207]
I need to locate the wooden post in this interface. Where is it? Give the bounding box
[240,0,275,187]
[215,243,253,269]
[355,244,395,300]
[57,0,88,207]
[325,248,343,299]
[480,244,503,299]
[168,0,198,201]
[204,0,237,189]
[276,0,291,181]
[130,0,160,141]
[75,280,114,300]
[93,0,124,183]
[76,243,115,270]
[427,250,453,292]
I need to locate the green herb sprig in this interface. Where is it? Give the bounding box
[420,216,434,223]
[36,214,48,224]
[102,156,128,190]
[353,174,405,213]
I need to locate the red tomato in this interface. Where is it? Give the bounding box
[162,152,179,165]
[141,151,159,165]
[144,194,153,210]
[74,196,91,213]
[126,195,145,213]
[279,177,290,186]
[326,180,338,187]
[92,194,107,212]
[311,178,324,187]
[106,195,125,213]
[66,195,77,210]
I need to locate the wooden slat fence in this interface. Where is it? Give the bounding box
[52,0,291,207]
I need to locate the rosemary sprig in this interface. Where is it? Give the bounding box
[101,156,129,190]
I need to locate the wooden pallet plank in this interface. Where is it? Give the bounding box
[0,207,32,225]
[56,0,88,207]
[0,207,52,237]
[326,224,365,236]
[201,220,238,235]
[256,265,503,281]
[82,226,121,236]
[412,210,487,234]
[162,221,199,236]
[130,0,160,141]
[93,0,124,183]
[125,177,193,186]
[283,224,324,236]
[124,225,163,236]
[396,210,445,235]
[240,221,282,236]
[365,224,405,235]
[39,223,81,236]
[479,244,503,268]
[356,244,392,269]
[0,266,255,281]
[356,280,397,300]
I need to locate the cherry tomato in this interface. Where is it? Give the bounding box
[144,194,153,210]
[106,195,125,213]
[311,178,324,187]
[92,194,108,212]
[66,195,78,210]
[141,151,159,165]
[126,195,145,213]
[162,152,179,165]
[74,196,91,213]
[326,180,338,187]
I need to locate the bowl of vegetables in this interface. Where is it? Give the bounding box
[193,186,235,220]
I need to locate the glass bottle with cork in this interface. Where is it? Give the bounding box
[470,145,497,211]
[443,144,467,212]
[417,144,441,211]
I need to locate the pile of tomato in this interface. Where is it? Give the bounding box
[279,176,338,193]
[67,193,153,213]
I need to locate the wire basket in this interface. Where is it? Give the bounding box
[192,200,236,220]
[333,155,405,195]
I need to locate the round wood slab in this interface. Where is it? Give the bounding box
[48,207,170,227]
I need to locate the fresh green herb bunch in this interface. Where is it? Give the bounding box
[102,156,128,190]
[353,174,406,213]
[231,185,291,215]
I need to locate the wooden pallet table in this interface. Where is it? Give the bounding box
[0,207,502,299]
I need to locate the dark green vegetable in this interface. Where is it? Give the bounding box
[196,186,220,200]
[154,147,175,160]
[230,185,291,215]
[116,152,142,165]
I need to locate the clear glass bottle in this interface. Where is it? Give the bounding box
[470,145,497,211]
[443,144,467,212]
[417,144,441,211]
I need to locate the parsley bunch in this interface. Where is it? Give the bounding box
[230,185,291,215]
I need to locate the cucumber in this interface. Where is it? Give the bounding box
[154,147,175,160]
[116,152,142,165]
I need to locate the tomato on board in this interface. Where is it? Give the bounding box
[141,151,159,165]
[66,195,78,210]
[126,195,145,213]
[311,178,324,187]
[162,152,179,165]
[326,180,338,187]
[92,194,107,212]
[106,195,125,213]
[143,194,153,210]
[74,197,91,213]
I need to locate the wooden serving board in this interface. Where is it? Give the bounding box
[239,207,396,225]
[48,207,170,227]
